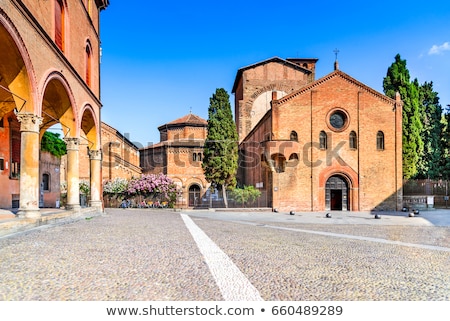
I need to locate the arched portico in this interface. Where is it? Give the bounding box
[1,1,108,217]
[0,16,41,218]
[39,73,83,211]
[0,16,102,217]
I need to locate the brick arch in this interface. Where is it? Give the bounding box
[0,10,38,114]
[318,165,359,211]
[185,177,207,189]
[249,88,288,131]
[80,104,100,150]
[38,70,78,138]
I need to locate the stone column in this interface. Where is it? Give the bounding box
[64,137,81,210]
[17,113,42,219]
[88,149,103,211]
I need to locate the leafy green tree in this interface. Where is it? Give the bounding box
[230,185,261,207]
[202,88,239,208]
[441,106,450,179]
[416,81,444,178]
[383,54,423,179]
[40,131,67,157]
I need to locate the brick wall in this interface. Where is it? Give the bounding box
[234,59,315,141]
[240,68,402,212]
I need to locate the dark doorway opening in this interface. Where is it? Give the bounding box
[330,189,342,210]
[189,184,201,207]
[325,175,349,211]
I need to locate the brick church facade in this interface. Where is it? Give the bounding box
[234,57,403,212]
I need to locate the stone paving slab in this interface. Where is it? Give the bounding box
[186,209,445,226]
[0,208,449,301]
[190,215,450,300]
[0,210,222,301]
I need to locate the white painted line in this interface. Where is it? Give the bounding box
[181,214,264,301]
[236,221,450,252]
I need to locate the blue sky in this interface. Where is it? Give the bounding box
[99,1,450,148]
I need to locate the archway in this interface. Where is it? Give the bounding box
[188,184,201,207]
[80,106,101,209]
[0,18,37,213]
[251,90,287,130]
[325,175,349,211]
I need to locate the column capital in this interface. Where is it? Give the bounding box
[88,149,102,160]
[64,137,80,151]
[17,113,42,133]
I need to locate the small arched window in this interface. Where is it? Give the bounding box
[288,153,299,168]
[319,131,327,149]
[43,173,50,191]
[349,131,357,149]
[55,0,65,51]
[290,131,298,141]
[377,131,385,150]
[198,153,202,161]
[193,153,197,161]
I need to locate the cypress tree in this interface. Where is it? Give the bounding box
[417,81,443,179]
[383,54,423,179]
[441,106,450,180]
[202,88,239,207]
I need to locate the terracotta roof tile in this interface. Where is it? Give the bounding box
[166,113,207,126]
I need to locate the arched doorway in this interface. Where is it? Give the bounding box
[325,175,349,211]
[188,184,201,207]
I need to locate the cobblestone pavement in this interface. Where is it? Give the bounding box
[0,208,449,301]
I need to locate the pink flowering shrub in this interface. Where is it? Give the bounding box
[126,174,180,207]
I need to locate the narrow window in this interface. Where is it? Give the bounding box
[11,162,20,178]
[0,158,4,170]
[349,131,357,149]
[198,153,202,161]
[10,117,20,178]
[193,153,197,162]
[55,0,65,51]
[319,131,327,149]
[85,44,92,87]
[290,131,298,141]
[43,173,50,191]
[377,131,385,150]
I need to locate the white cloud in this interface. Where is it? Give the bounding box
[428,42,450,55]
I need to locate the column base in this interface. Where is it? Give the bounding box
[66,204,81,211]
[89,200,103,212]
[17,209,41,219]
